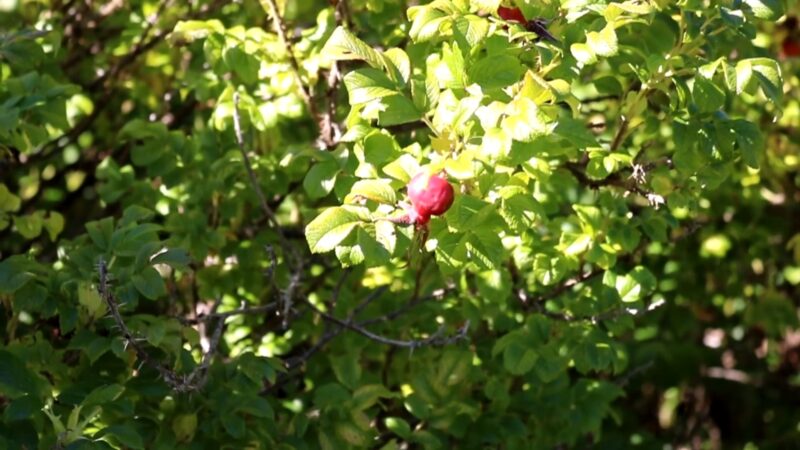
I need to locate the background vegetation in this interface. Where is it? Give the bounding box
[1,0,799,448]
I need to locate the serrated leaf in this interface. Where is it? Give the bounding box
[503,341,538,375]
[132,267,166,300]
[729,119,764,169]
[83,384,124,407]
[151,248,191,269]
[346,179,396,204]
[169,20,225,43]
[743,0,783,20]
[304,159,340,199]
[306,207,364,253]
[98,424,144,450]
[344,68,399,105]
[586,24,618,58]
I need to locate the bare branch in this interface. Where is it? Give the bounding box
[232,92,300,267]
[261,0,324,143]
[518,269,602,312]
[615,360,655,387]
[97,258,190,392]
[305,299,469,349]
[98,259,237,393]
[180,302,280,325]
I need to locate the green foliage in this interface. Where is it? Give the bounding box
[1,0,799,448]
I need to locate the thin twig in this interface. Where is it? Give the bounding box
[615,360,655,387]
[360,289,448,326]
[97,259,187,391]
[261,0,321,136]
[180,302,279,325]
[232,92,296,258]
[518,269,602,312]
[98,259,234,393]
[186,297,225,389]
[306,299,469,349]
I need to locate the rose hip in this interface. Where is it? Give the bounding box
[407,172,454,222]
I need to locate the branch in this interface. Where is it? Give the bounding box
[610,115,629,152]
[260,286,458,395]
[261,0,323,142]
[232,92,297,258]
[179,302,279,325]
[517,269,602,313]
[615,360,655,387]
[98,259,195,392]
[565,162,665,209]
[305,297,469,349]
[359,288,449,326]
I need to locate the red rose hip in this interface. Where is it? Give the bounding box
[407,172,454,219]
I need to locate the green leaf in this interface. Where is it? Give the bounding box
[735,59,753,94]
[306,207,364,253]
[382,154,420,183]
[555,117,599,148]
[151,248,191,269]
[314,383,351,410]
[83,384,124,407]
[0,351,42,397]
[749,58,782,105]
[173,413,198,443]
[43,211,64,241]
[503,341,538,375]
[571,43,597,65]
[344,68,399,105]
[502,97,554,142]
[0,257,35,294]
[346,179,397,205]
[376,95,423,126]
[221,414,246,439]
[385,417,412,439]
[330,352,362,389]
[169,20,225,43]
[586,24,618,58]
[351,384,396,411]
[322,27,402,83]
[13,211,43,239]
[78,281,105,318]
[237,396,275,419]
[4,395,41,422]
[97,424,144,450]
[743,0,783,20]
[729,119,764,169]
[453,14,489,48]
[0,184,21,212]
[692,77,725,114]
[86,217,115,250]
[224,47,259,85]
[304,159,340,199]
[468,54,526,89]
[336,421,372,447]
[132,267,166,300]
[408,4,449,42]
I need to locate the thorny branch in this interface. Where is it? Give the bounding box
[232,92,303,327]
[179,302,279,325]
[260,286,467,395]
[97,258,223,393]
[305,299,470,350]
[261,0,330,145]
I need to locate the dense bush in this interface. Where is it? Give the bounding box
[1,0,799,448]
